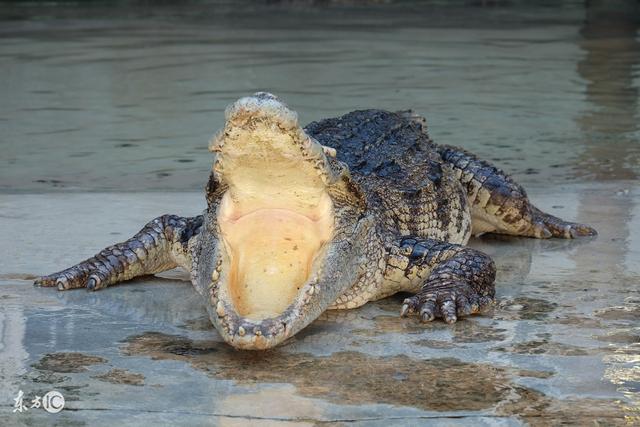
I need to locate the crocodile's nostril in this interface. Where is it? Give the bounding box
[253,91,279,101]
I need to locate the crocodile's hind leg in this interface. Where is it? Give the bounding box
[437,145,597,238]
[34,214,203,291]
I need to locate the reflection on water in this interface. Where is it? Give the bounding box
[576,0,640,181]
[0,1,638,192]
[573,3,640,417]
[0,306,27,406]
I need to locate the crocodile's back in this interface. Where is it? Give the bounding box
[305,109,472,244]
[304,109,441,190]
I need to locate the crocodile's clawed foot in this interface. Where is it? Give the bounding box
[531,208,597,239]
[565,222,597,238]
[400,281,494,324]
[34,273,85,291]
[33,275,57,287]
[34,263,102,292]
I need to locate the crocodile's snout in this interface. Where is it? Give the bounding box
[225,92,298,129]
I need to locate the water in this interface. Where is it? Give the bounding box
[1,0,638,192]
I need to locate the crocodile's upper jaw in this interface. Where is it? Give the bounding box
[208,93,359,349]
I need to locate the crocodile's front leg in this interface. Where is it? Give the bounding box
[386,237,496,323]
[34,214,203,291]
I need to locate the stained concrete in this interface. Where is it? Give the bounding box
[0,182,638,425]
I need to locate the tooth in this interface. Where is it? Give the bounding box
[238,326,246,336]
[322,145,336,157]
[216,301,225,317]
[211,269,219,281]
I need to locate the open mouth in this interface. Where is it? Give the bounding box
[217,173,334,321]
[208,93,339,348]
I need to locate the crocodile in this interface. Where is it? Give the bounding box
[35,92,597,350]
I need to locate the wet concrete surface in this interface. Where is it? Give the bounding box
[0,182,638,425]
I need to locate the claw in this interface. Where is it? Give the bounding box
[441,300,457,323]
[400,303,410,318]
[86,274,102,291]
[56,275,74,291]
[443,313,457,324]
[455,295,472,316]
[569,224,597,238]
[419,300,437,322]
[532,222,552,239]
[34,276,55,287]
[420,309,435,322]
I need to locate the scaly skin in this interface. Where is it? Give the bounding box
[35,93,597,349]
[35,215,203,290]
[392,238,496,323]
[436,144,598,239]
